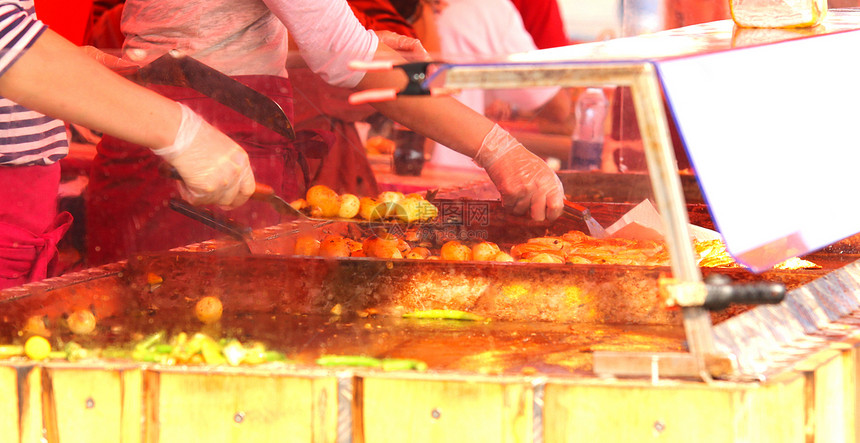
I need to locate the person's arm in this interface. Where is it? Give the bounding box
[359,44,563,221]
[268,0,562,220]
[0,29,254,208]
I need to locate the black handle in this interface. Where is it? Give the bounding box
[702,274,786,311]
[168,198,251,242]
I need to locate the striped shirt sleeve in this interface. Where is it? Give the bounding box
[0,0,68,166]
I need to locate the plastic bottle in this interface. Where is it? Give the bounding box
[392,124,425,176]
[730,0,827,28]
[568,88,607,171]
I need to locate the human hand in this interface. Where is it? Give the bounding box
[150,104,255,208]
[376,30,428,60]
[80,45,139,75]
[473,124,563,221]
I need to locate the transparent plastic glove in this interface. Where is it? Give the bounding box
[473,124,564,221]
[150,104,255,208]
[376,30,429,59]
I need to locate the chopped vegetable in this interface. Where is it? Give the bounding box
[380,358,428,372]
[316,355,382,367]
[0,345,24,359]
[402,309,485,322]
[315,355,428,371]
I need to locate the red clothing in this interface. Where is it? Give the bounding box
[508,0,569,49]
[289,66,380,197]
[349,0,418,38]
[0,163,72,290]
[289,0,417,197]
[85,76,318,266]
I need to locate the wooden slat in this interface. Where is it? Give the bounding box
[19,365,42,443]
[543,377,806,443]
[360,376,532,443]
[802,349,851,443]
[311,377,339,443]
[147,370,331,443]
[0,366,19,443]
[45,366,125,443]
[120,368,143,443]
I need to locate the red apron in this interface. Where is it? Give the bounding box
[0,163,73,291]
[85,75,325,266]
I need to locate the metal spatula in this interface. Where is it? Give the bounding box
[562,200,608,239]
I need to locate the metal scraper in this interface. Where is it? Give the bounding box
[562,200,608,239]
[132,50,296,140]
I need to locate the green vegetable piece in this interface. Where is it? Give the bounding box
[402,309,485,321]
[0,345,24,359]
[316,355,381,367]
[135,331,165,351]
[154,344,174,354]
[101,347,132,359]
[47,351,68,360]
[131,349,159,362]
[264,350,288,362]
[200,339,226,365]
[380,358,428,371]
[64,342,91,362]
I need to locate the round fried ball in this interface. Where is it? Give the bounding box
[358,197,380,220]
[294,236,321,256]
[472,242,501,261]
[306,185,341,218]
[492,251,515,262]
[362,235,403,259]
[338,194,361,219]
[319,235,352,258]
[406,247,431,260]
[441,241,472,261]
[67,309,97,335]
[21,315,50,338]
[195,296,223,324]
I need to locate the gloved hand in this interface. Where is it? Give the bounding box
[376,30,428,59]
[150,104,255,208]
[473,124,564,222]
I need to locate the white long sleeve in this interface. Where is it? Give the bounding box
[122,0,378,87]
[262,0,379,87]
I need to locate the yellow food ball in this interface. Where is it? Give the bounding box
[492,251,515,262]
[306,185,341,218]
[67,309,97,335]
[358,197,380,220]
[21,315,50,338]
[195,296,223,324]
[377,191,405,204]
[294,236,321,256]
[319,234,352,258]
[440,241,472,261]
[362,235,403,259]
[472,242,501,261]
[405,247,431,260]
[24,336,51,361]
[338,194,361,219]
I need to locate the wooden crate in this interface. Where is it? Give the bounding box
[1,341,859,442]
